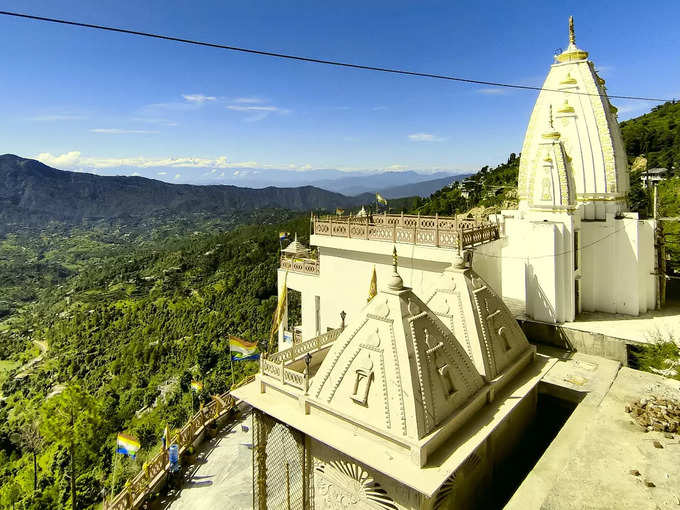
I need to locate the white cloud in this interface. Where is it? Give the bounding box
[157,171,168,175]
[226,101,290,122]
[300,164,312,170]
[174,173,181,180]
[181,94,217,104]
[476,87,508,95]
[35,151,83,168]
[131,172,141,176]
[226,105,287,113]
[408,133,446,142]
[233,97,264,104]
[385,164,408,170]
[90,128,159,134]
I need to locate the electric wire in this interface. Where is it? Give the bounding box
[469,218,638,260]
[0,9,674,103]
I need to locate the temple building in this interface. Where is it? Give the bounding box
[475,16,657,322]
[276,17,657,346]
[232,16,667,510]
[233,250,548,509]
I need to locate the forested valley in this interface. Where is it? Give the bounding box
[1,101,679,509]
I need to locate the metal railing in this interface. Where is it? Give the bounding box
[312,213,499,249]
[280,255,320,275]
[105,392,236,510]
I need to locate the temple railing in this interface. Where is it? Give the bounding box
[268,327,342,364]
[280,255,320,275]
[312,213,499,249]
[105,392,236,510]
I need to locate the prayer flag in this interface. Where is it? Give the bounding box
[190,381,203,392]
[367,266,377,303]
[229,335,259,361]
[335,208,345,216]
[116,433,141,459]
[376,193,388,205]
[162,425,169,449]
[279,232,289,241]
[268,271,288,351]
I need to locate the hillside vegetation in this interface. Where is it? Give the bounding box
[1,102,680,509]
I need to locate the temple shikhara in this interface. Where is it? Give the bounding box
[232,17,675,510]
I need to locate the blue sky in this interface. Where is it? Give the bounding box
[1,0,678,184]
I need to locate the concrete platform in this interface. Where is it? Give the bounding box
[163,414,253,510]
[508,357,680,510]
[520,301,680,365]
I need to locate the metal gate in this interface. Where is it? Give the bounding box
[253,410,312,510]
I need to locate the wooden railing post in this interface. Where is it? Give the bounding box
[435,213,439,247]
[365,216,369,239]
[347,216,351,238]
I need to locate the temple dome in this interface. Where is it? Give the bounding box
[310,263,485,442]
[424,252,533,382]
[517,16,629,219]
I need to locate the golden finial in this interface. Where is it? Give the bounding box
[569,16,575,45]
[388,245,404,290]
[392,246,398,271]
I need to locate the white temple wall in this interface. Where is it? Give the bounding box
[580,214,656,315]
[307,237,457,334]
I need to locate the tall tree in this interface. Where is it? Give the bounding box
[20,418,44,492]
[40,383,101,510]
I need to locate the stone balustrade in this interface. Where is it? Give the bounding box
[268,327,342,364]
[280,255,320,275]
[105,392,236,510]
[312,213,499,249]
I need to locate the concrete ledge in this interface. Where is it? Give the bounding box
[520,319,629,365]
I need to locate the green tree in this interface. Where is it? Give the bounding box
[40,384,101,510]
[0,480,20,510]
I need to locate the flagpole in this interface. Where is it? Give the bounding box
[230,354,235,389]
[110,447,119,498]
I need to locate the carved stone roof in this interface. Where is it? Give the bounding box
[310,273,484,441]
[424,254,532,381]
[282,233,310,256]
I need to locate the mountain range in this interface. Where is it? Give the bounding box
[0,155,460,230]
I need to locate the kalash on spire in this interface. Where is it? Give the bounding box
[516,15,629,220]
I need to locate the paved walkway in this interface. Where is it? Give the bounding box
[161,413,253,510]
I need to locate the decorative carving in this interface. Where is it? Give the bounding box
[541,166,553,201]
[315,460,398,510]
[351,353,374,406]
[407,298,422,317]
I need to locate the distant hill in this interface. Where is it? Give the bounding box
[378,175,470,199]
[312,170,461,196]
[0,154,372,229]
[620,101,680,170]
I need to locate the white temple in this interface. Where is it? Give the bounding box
[232,16,663,510]
[233,251,546,509]
[475,16,657,322]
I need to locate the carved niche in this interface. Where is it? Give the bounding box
[351,352,374,406]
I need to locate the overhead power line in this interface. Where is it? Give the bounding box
[0,9,674,103]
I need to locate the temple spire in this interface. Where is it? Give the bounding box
[569,15,575,45]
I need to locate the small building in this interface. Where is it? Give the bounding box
[233,251,547,509]
[641,168,668,188]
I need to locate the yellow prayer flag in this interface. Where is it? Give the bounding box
[367,266,377,302]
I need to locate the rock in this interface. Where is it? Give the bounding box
[665,433,674,439]
[645,480,656,488]
[653,440,664,449]
[630,469,641,476]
